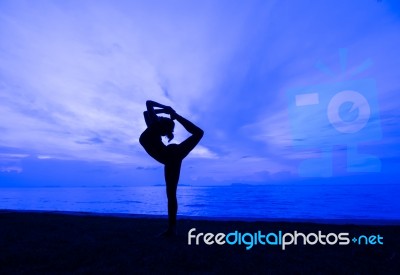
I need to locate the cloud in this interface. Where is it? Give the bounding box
[189,145,218,159]
[37,155,53,160]
[0,1,253,166]
[0,166,22,173]
[0,0,399,185]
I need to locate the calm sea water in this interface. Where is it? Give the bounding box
[1,184,399,221]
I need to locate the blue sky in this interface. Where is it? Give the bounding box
[0,0,399,186]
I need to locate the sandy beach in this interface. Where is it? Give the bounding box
[0,210,399,274]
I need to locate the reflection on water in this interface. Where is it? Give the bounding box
[0,184,399,220]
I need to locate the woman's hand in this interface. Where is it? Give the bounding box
[166,107,177,120]
[146,101,177,120]
[164,106,175,114]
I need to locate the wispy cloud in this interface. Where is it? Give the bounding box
[0,0,399,184]
[0,1,247,165]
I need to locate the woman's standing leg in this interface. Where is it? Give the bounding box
[164,158,181,234]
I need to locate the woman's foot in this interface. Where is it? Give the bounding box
[157,226,177,238]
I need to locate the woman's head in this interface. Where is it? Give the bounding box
[156,117,175,142]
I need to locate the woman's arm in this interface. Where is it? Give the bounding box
[171,112,204,160]
[146,100,169,110]
[155,109,171,115]
[173,113,204,138]
[144,100,172,127]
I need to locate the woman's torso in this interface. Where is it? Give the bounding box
[139,126,168,164]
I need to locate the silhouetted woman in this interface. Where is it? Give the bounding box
[139,100,204,236]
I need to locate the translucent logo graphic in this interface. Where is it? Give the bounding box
[287,49,381,177]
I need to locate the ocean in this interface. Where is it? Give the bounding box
[1,184,399,222]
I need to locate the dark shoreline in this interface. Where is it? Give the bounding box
[2,209,399,225]
[1,210,399,273]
